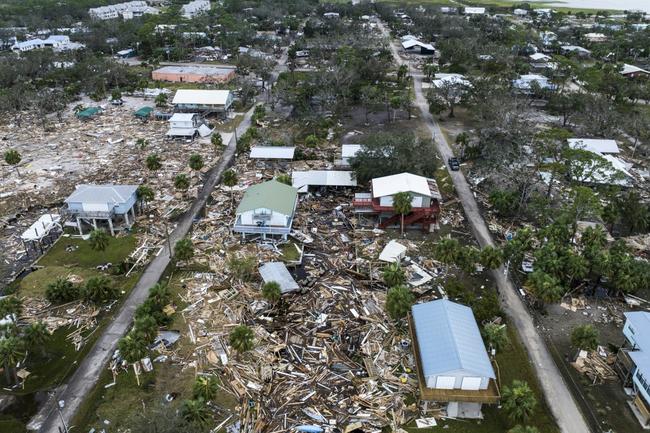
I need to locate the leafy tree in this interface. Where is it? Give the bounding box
[229,325,254,354]
[180,398,211,426]
[174,174,190,190]
[382,262,406,287]
[502,380,537,423]
[571,324,599,351]
[349,132,438,183]
[193,375,220,401]
[262,281,282,304]
[482,323,509,352]
[174,238,194,262]
[46,278,80,303]
[4,149,21,175]
[275,173,292,185]
[83,275,117,303]
[480,246,503,269]
[457,246,480,274]
[0,296,22,319]
[89,229,110,251]
[189,154,204,171]
[433,237,460,267]
[117,332,147,364]
[385,285,415,321]
[617,191,650,235]
[489,190,519,217]
[0,336,24,384]
[426,77,467,117]
[146,154,162,171]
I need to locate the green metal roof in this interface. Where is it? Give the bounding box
[134,106,153,118]
[236,180,298,216]
[76,107,101,119]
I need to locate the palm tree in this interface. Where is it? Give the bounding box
[136,185,154,210]
[133,314,158,343]
[193,375,219,401]
[382,262,406,287]
[45,278,80,303]
[262,281,282,304]
[457,246,480,274]
[180,398,211,425]
[0,296,23,319]
[117,332,147,364]
[174,238,194,262]
[174,174,190,191]
[89,229,110,251]
[189,154,204,171]
[385,285,414,320]
[4,149,21,175]
[222,169,238,207]
[146,153,162,171]
[479,246,503,270]
[229,325,254,355]
[501,380,537,423]
[434,237,460,268]
[527,271,563,305]
[211,133,223,149]
[83,275,117,303]
[147,283,171,309]
[392,191,412,236]
[482,323,508,353]
[571,324,599,351]
[23,322,49,355]
[0,336,25,384]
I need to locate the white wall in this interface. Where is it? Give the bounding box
[239,208,288,227]
[425,372,489,390]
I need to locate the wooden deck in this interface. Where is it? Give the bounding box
[408,314,501,404]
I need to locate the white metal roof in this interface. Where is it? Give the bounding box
[259,262,299,294]
[379,240,407,263]
[464,7,486,14]
[412,300,495,379]
[172,89,231,106]
[621,63,650,75]
[432,73,470,88]
[529,53,551,61]
[568,138,620,154]
[372,173,432,198]
[65,184,137,205]
[401,39,435,51]
[169,112,197,122]
[625,312,650,352]
[341,144,362,158]
[292,170,357,193]
[249,146,295,160]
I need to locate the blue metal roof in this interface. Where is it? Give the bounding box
[411,300,495,379]
[625,312,650,352]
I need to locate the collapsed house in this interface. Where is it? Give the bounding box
[353,172,442,231]
[233,180,298,240]
[409,300,500,418]
[166,113,211,139]
[63,184,139,236]
[616,312,650,428]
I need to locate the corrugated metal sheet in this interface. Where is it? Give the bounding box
[65,184,137,205]
[249,146,295,159]
[568,138,620,154]
[172,89,231,106]
[411,300,495,379]
[259,262,299,293]
[291,171,357,193]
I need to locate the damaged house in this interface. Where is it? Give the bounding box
[353,172,442,231]
[166,113,211,139]
[233,180,298,240]
[409,300,500,418]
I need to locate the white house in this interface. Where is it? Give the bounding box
[401,38,435,55]
[11,35,84,53]
[233,180,298,240]
[89,1,158,20]
[64,184,139,235]
[464,7,486,15]
[181,0,211,19]
[166,113,208,139]
[410,300,499,418]
[560,45,591,57]
[621,64,650,78]
[172,89,233,113]
[617,312,650,428]
[512,74,556,92]
[432,73,470,88]
[567,138,632,186]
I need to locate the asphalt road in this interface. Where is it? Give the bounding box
[378,21,591,433]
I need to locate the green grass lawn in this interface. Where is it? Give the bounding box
[38,235,138,268]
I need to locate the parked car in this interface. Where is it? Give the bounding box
[111,99,124,106]
[448,157,460,171]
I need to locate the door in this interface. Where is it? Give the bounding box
[435,376,455,389]
[461,377,482,391]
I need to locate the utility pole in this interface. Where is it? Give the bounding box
[164,220,172,259]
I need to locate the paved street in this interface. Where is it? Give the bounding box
[378,21,591,433]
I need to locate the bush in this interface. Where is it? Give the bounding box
[46,278,80,303]
[489,190,520,217]
[305,134,318,148]
[82,275,117,304]
[571,324,599,351]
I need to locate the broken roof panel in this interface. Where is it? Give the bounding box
[568,138,620,155]
[249,146,296,160]
[378,240,407,263]
[291,171,357,193]
[259,262,299,293]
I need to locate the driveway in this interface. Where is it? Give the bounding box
[378,21,591,433]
